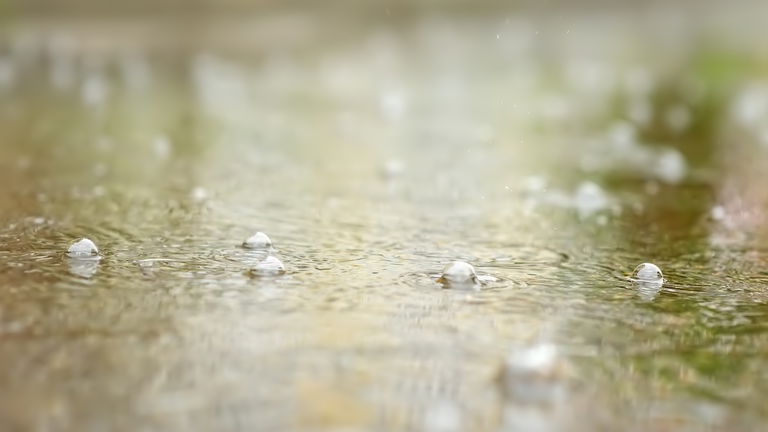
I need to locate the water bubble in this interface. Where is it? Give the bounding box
[66,238,99,259]
[632,262,663,282]
[250,256,285,276]
[438,261,478,287]
[242,232,272,249]
[631,263,664,300]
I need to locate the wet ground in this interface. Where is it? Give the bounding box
[2,4,768,431]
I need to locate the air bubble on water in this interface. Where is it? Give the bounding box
[250,255,285,276]
[67,238,100,259]
[438,261,478,287]
[243,232,272,249]
[632,262,663,282]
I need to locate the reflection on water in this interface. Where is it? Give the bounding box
[2,3,768,431]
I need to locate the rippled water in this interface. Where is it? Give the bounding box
[2,6,768,431]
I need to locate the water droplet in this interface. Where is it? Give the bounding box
[438,261,478,286]
[242,232,272,249]
[67,238,99,258]
[632,262,663,282]
[250,256,285,276]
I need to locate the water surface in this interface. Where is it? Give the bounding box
[2,6,768,431]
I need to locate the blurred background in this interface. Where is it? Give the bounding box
[2,1,768,431]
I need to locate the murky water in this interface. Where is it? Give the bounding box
[2,5,768,431]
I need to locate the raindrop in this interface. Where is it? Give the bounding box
[242,232,272,249]
[66,238,99,259]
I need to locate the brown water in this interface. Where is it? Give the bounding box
[2,6,768,432]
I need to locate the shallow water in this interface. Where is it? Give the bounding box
[2,5,768,431]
